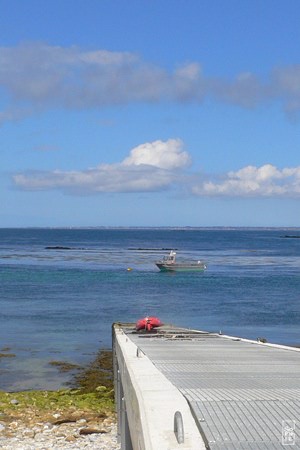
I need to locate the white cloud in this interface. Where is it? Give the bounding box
[13,139,189,194]
[13,166,174,193]
[13,138,300,199]
[122,139,191,169]
[0,43,300,123]
[192,164,300,197]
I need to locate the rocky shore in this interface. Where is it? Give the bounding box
[0,349,121,449]
[0,412,120,449]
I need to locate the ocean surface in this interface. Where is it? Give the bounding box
[0,227,300,391]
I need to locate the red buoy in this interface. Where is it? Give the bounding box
[136,316,163,332]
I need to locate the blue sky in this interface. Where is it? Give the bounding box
[1,0,300,227]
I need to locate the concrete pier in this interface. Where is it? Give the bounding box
[112,323,300,449]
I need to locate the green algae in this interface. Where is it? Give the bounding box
[48,361,80,372]
[73,349,114,393]
[0,388,113,414]
[0,353,16,358]
[0,350,115,424]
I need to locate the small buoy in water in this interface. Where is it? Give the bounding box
[127,267,133,271]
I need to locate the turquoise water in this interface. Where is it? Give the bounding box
[0,228,300,390]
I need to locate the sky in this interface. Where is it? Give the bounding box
[1,0,300,227]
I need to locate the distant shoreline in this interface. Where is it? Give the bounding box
[1,226,300,231]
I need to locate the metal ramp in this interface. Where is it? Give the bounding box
[125,327,300,449]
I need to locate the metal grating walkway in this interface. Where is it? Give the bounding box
[125,327,300,449]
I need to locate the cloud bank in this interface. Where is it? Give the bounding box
[13,139,300,198]
[192,164,300,197]
[13,139,189,194]
[1,42,300,123]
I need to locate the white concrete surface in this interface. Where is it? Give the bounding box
[114,327,206,450]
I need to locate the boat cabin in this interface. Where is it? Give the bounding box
[163,250,176,264]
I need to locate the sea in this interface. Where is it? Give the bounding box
[0,227,300,392]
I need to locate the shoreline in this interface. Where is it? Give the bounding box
[0,398,119,449]
[2,225,300,230]
[0,349,120,449]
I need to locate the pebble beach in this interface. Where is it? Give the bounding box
[0,413,120,449]
[0,347,120,450]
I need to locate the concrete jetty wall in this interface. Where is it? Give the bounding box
[112,323,206,450]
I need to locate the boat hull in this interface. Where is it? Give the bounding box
[156,263,206,272]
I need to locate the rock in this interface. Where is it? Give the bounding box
[0,416,120,449]
[53,418,76,425]
[76,418,87,425]
[10,399,19,405]
[79,427,107,435]
[65,435,77,442]
[22,429,35,438]
[9,421,19,429]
